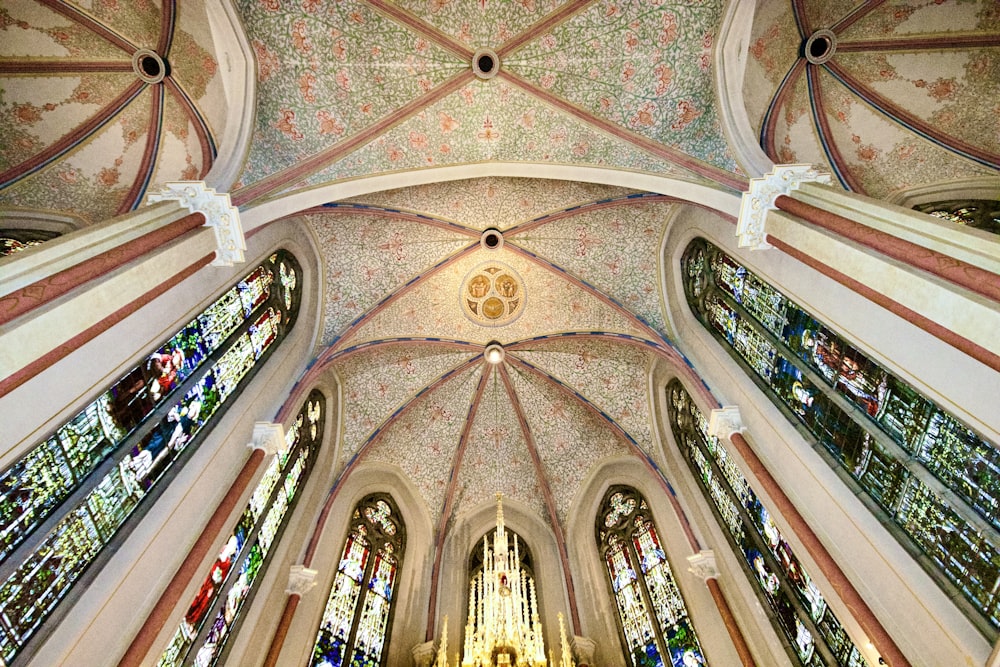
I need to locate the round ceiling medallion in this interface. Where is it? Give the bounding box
[803,29,837,65]
[132,48,167,84]
[472,48,500,80]
[461,262,524,327]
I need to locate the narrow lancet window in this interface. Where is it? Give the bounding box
[682,238,1000,633]
[668,380,869,666]
[158,390,324,667]
[311,494,404,667]
[597,486,705,667]
[0,251,301,664]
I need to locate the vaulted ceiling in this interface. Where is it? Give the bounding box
[0,0,227,225]
[290,176,697,531]
[744,0,1000,198]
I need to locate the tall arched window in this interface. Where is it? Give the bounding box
[311,493,405,667]
[913,199,1000,235]
[682,238,1000,633]
[158,389,325,667]
[597,486,705,667]
[668,380,868,667]
[0,251,302,664]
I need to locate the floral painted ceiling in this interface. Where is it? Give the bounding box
[228,0,746,206]
[293,176,699,540]
[744,0,1000,199]
[0,0,226,226]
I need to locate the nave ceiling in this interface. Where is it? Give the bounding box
[296,176,696,536]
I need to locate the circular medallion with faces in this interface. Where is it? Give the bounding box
[460,262,525,327]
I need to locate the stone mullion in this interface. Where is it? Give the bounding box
[704,281,998,540]
[682,426,840,667]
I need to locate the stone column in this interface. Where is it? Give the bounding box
[685,549,756,667]
[708,406,909,667]
[117,422,283,667]
[571,635,596,667]
[411,640,436,667]
[736,165,1000,373]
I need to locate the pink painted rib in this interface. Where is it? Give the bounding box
[761,59,806,163]
[363,0,473,59]
[830,0,887,35]
[37,0,137,54]
[499,70,748,192]
[836,33,1000,52]
[232,73,473,207]
[157,0,176,56]
[767,234,1000,375]
[497,0,599,57]
[116,84,162,214]
[791,0,811,38]
[775,195,1000,306]
[0,251,212,400]
[0,60,132,74]
[0,79,145,188]
[807,65,864,193]
[425,364,491,641]
[825,60,1000,168]
[506,354,703,551]
[301,358,486,566]
[163,78,215,179]
[498,363,583,635]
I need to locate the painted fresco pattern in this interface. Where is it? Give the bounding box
[289,79,701,193]
[342,247,650,347]
[390,0,563,49]
[343,177,639,231]
[0,1,221,224]
[453,370,548,522]
[506,0,739,173]
[513,340,654,453]
[509,199,670,334]
[336,346,478,466]
[306,209,475,344]
[234,0,466,187]
[507,366,630,523]
[365,365,483,517]
[745,0,1000,199]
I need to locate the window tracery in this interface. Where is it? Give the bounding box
[682,238,1000,633]
[914,199,1000,236]
[597,486,705,667]
[0,251,302,664]
[667,381,868,667]
[311,494,404,667]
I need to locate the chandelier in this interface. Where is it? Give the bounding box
[435,495,575,667]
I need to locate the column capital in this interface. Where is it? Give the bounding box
[571,636,596,665]
[738,164,832,250]
[411,640,436,667]
[708,406,744,440]
[147,181,246,266]
[687,550,720,581]
[249,421,285,457]
[285,564,318,597]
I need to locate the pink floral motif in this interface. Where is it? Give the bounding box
[298,70,317,103]
[671,100,702,131]
[275,109,304,141]
[291,19,312,55]
[316,110,345,136]
[654,63,673,95]
[439,112,459,133]
[252,39,280,81]
[478,115,500,142]
[658,12,678,47]
[409,131,428,149]
[335,69,351,92]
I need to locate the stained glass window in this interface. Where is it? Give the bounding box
[914,199,1000,236]
[157,390,324,667]
[682,238,1000,632]
[0,229,58,256]
[311,494,405,667]
[597,486,706,667]
[668,381,869,667]
[0,251,302,665]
